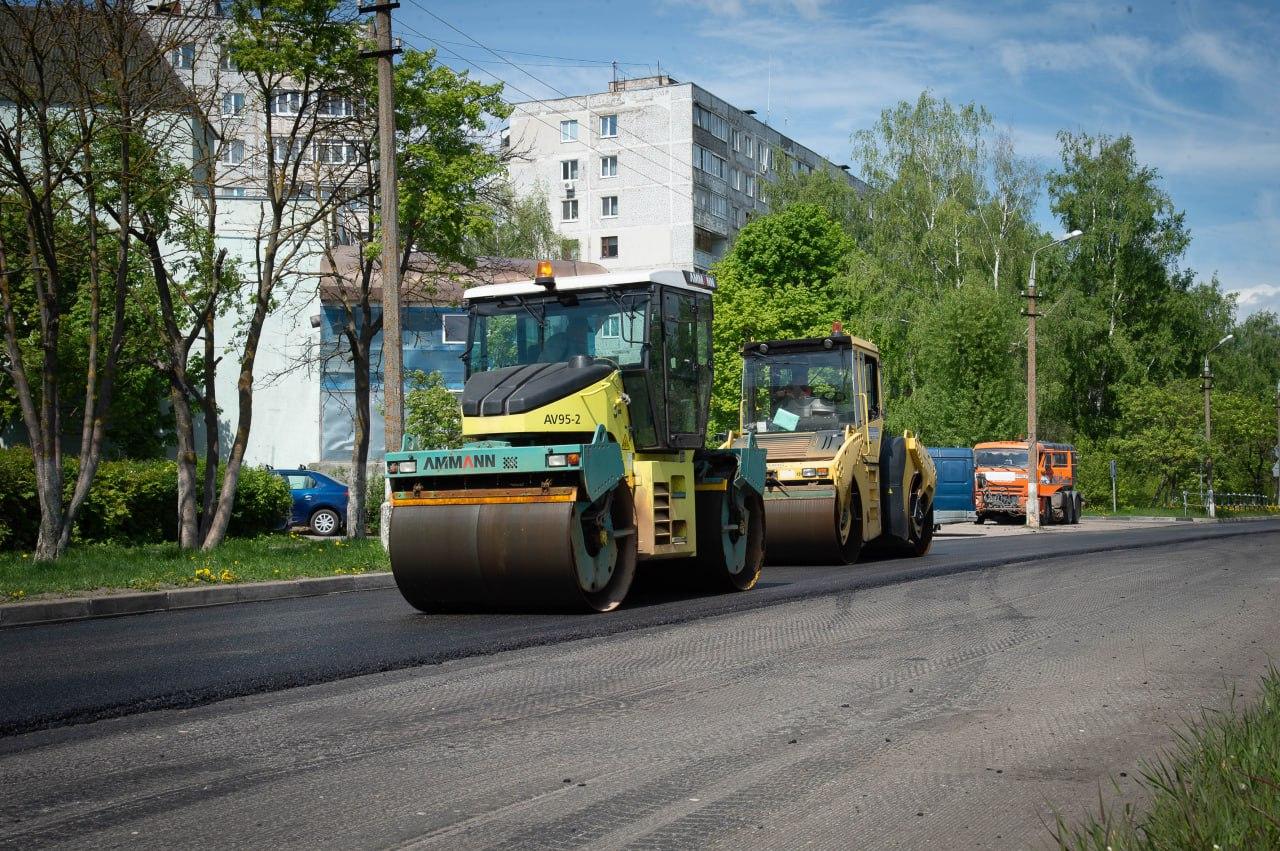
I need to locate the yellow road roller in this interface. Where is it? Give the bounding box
[384,265,767,612]
[734,326,936,565]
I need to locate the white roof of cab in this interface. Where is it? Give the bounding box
[463,268,712,301]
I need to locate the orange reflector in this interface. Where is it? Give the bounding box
[567,453,581,465]
[818,468,830,477]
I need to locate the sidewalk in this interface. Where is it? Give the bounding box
[0,571,395,629]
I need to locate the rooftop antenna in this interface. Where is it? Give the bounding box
[766,53,772,124]
[612,59,618,85]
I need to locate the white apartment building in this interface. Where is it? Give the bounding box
[506,75,862,273]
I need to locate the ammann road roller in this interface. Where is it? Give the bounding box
[384,265,767,612]
[734,327,936,565]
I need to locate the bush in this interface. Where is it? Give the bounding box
[227,466,292,537]
[0,448,292,549]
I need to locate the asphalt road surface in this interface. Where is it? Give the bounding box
[1,520,1278,849]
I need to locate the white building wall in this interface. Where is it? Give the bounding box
[507,77,860,274]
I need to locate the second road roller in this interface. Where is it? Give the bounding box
[383,264,767,612]
[732,325,937,565]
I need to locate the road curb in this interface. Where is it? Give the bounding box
[0,572,396,629]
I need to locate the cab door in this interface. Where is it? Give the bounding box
[660,288,712,449]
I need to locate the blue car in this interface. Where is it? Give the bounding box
[274,468,349,536]
[926,447,976,525]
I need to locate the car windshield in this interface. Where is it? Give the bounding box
[976,449,1029,468]
[466,290,649,374]
[744,347,855,433]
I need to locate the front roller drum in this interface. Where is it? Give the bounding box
[763,491,860,566]
[389,484,638,613]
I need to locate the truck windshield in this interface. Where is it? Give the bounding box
[744,348,855,432]
[466,291,649,374]
[976,449,1028,468]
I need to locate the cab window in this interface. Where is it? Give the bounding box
[661,288,711,445]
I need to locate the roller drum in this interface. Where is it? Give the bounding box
[389,484,636,612]
[763,494,843,565]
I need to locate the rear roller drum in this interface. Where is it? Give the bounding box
[695,485,764,591]
[903,477,934,557]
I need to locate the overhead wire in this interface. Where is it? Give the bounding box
[388,13,698,205]
[399,0,703,204]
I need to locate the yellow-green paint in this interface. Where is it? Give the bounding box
[631,456,698,559]
[462,372,635,457]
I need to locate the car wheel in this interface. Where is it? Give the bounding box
[309,508,341,537]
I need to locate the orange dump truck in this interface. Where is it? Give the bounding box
[973,441,1082,525]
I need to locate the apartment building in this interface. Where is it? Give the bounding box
[506,75,862,273]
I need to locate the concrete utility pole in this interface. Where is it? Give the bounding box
[1202,334,1234,519]
[1024,230,1082,527]
[361,1,404,453]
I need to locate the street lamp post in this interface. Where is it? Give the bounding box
[1025,229,1083,528]
[1202,333,1234,519]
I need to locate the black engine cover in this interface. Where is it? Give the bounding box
[461,361,616,417]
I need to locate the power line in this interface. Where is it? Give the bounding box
[391,15,697,206]
[423,36,653,67]
[401,1,699,204]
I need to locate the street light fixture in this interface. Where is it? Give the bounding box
[1202,333,1235,518]
[1025,229,1084,528]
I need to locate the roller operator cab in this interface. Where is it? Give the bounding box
[736,329,936,564]
[384,267,767,613]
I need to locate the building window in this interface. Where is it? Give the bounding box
[695,188,728,219]
[219,48,238,72]
[561,159,578,181]
[272,136,309,163]
[745,174,756,198]
[693,104,729,141]
[600,155,617,178]
[743,135,753,159]
[560,119,578,142]
[170,44,195,70]
[316,94,356,117]
[561,199,579,221]
[601,195,618,218]
[219,140,244,165]
[599,114,617,137]
[442,314,468,345]
[316,140,359,164]
[730,167,740,191]
[561,238,580,260]
[218,186,248,199]
[600,314,622,338]
[693,144,725,179]
[221,92,245,116]
[757,141,768,169]
[271,90,304,115]
[600,236,618,258]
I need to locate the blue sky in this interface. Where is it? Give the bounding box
[399,0,1280,317]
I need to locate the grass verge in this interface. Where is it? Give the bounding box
[0,534,389,602]
[1052,666,1280,849]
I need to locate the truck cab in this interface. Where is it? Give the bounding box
[973,441,1081,525]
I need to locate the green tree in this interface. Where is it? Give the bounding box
[762,166,862,233]
[405,371,462,449]
[1042,132,1212,437]
[467,184,576,260]
[891,283,1024,445]
[709,204,854,434]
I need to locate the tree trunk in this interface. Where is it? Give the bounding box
[172,387,201,548]
[198,310,220,540]
[32,454,64,562]
[347,337,370,539]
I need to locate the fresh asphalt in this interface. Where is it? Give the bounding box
[2,519,1276,737]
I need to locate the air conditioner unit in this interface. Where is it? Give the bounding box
[563,180,576,198]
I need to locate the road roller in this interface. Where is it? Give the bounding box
[733,326,936,565]
[383,264,767,612]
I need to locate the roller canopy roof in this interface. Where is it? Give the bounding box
[464,269,716,301]
[742,334,880,355]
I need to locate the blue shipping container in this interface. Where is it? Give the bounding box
[927,446,976,525]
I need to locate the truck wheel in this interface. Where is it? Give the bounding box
[904,480,934,557]
[694,485,764,592]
